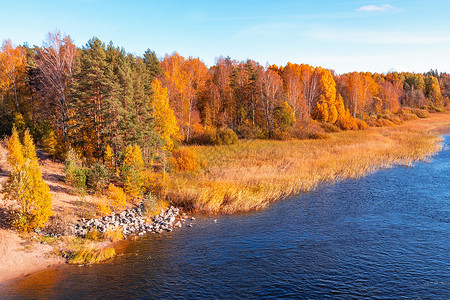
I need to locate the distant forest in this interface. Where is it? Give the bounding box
[1,31,449,163]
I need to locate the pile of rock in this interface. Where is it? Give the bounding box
[73,205,186,238]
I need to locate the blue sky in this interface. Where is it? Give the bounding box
[1,0,449,74]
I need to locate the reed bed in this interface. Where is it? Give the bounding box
[69,244,116,265]
[168,113,449,214]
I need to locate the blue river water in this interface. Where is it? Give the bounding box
[1,136,449,299]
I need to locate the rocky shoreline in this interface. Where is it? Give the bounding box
[73,205,193,238]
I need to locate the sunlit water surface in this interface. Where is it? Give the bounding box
[1,136,449,299]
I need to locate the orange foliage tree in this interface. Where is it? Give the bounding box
[0,40,27,114]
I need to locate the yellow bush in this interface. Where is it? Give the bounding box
[121,145,144,200]
[107,183,126,212]
[144,171,169,199]
[356,119,369,130]
[95,196,112,217]
[171,148,200,172]
[2,129,53,232]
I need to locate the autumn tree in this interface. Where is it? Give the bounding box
[281,63,308,120]
[337,72,364,117]
[104,144,115,172]
[230,61,250,128]
[274,101,296,134]
[36,31,77,143]
[257,67,283,136]
[313,67,339,123]
[2,129,53,232]
[401,73,426,107]
[162,53,208,142]
[425,75,443,107]
[299,64,321,117]
[0,40,27,114]
[212,56,234,128]
[378,73,401,111]
[149,78,180,151]
[184,57,209,140]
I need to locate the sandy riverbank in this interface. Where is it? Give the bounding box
[0,229,65,283]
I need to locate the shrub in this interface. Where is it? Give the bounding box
[65,148,86,190]
[86,163,110,193]
[239,121,267,139]
[95,196,112,217]
[272,129,292,140]
[413,109,430,119]
[2,129,53,232]
[144,171,169,199]
[107,183,127,212]
[142,193,169,219]
[427,105,444,113]
[292,121,329,140]
[320,122,341,133]
[211,127,238,145]
[121,145,144,200]
[13,114,26,138]
[356,119,369,130]
[171,148,200,172]
[335,110,358,130]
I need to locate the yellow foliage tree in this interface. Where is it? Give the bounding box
[13,114,26,138]
[2,129,53,232]
[104,145,115,172]
[149,79,180,151]
[121,145,144,200]
[313,68,338,123]
[43,130,58,156]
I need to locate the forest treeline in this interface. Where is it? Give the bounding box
[1,32,449,160]
[1,31,449,230]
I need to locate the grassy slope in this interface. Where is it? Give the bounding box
[168,111,450,214]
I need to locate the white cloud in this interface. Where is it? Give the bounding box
[357,4,395,12]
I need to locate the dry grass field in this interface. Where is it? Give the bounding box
[168,111,450,213]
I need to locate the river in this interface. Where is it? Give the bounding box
[1,136,449,299]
